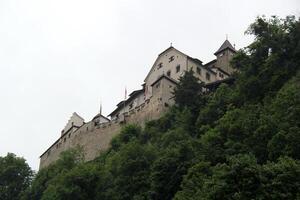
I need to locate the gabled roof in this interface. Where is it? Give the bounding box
[108,89,144,117]
[158,46,174,57]
[214,40,236,55]
[128,89,144,97]
[144,46,192,82]
[150,74,178,87]
[187,56,203,65]
[92,113,110,121]
[204,59,217,67]
[187,56,216,74]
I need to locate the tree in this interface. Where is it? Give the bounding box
[173,70,204,111]
[0,153,33,200]
[232,16,300,103]
[22,147,84,200]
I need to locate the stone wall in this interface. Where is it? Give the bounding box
[39,77,175,169]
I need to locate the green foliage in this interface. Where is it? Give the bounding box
[0,153,33,200]
[22,147,84,200]
[173,69,205,112]
[233,16,300,102]
[21,15,300,200]
[111,124,142,150]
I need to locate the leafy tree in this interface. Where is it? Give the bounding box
[41,163,99,200]
[259,157,300,199]
[232,16,300,103]
[22,147,84,200]
[266,72,300,160]
[98,142,157,200]
[174,161,211,200]
[0,153,33,200]
[173,69,205,111]
[111,124,142,151]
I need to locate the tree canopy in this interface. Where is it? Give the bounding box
[0,153,33,200]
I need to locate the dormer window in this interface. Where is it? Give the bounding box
[169,56,174,62]
[158,62,163,69]
[176,65,180,73]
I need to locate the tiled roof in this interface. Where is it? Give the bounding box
[214,40,236,55]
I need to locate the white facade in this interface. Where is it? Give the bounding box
[143,47,221,100]
[62,112,85,135]
[109,40,236,120]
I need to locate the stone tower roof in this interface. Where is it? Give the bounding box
[214,40,236,55]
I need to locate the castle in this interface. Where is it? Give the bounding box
[39,40,237,169]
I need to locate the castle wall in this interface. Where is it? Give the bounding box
[39,81,173,169]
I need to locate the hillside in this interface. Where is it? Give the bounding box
[1,16,299,200]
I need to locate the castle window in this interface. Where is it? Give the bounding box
[156,82,160,88]
[176,65,180,73]
[169,56,174,62]
[206,72,211,81]
[219,72,224,78]
[158,62,163,69]
[64,138,66,143]
[167,70,171,77]
[197,67,201,75]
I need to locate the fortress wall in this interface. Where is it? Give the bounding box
[70,121,122,162]
[39,77,174,169]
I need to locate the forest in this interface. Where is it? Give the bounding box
[1,16,299,200]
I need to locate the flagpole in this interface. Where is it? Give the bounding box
[100,100,102,116]
[123,87,127,120]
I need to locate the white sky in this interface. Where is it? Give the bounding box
[0,0,299,170]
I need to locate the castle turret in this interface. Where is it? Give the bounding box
[214,39,236,74]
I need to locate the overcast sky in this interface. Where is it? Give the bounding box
[0,0,299,170]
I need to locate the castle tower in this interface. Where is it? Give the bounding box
[214,40,236,74]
